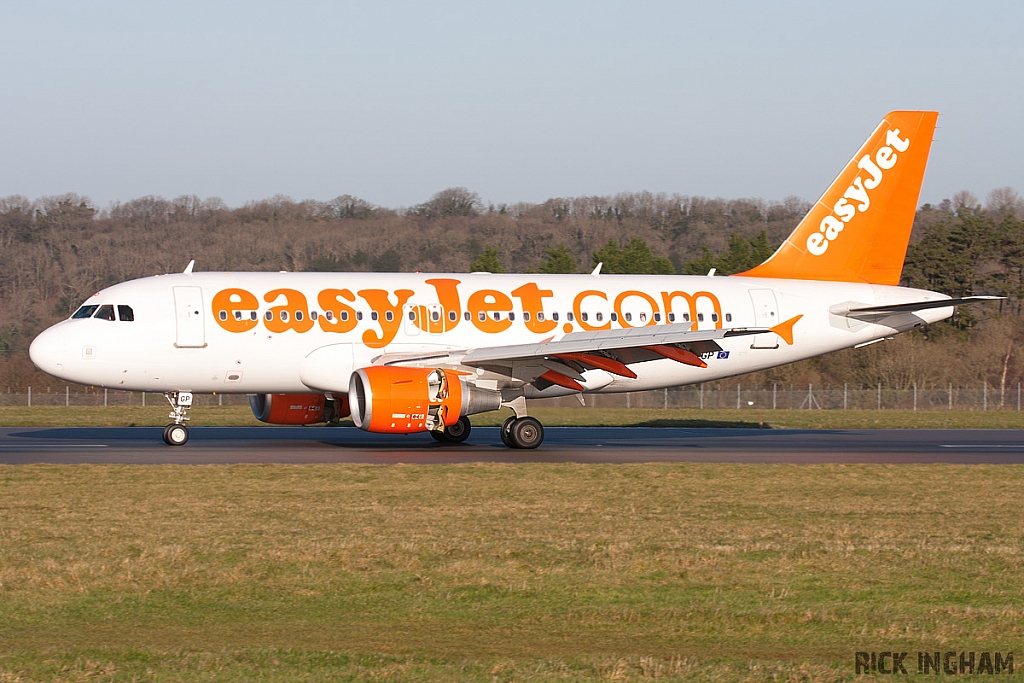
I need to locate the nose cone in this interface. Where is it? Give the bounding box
[30,325,68,378]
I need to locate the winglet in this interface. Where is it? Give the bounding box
[770,315,803,345]
[183,260,195,274]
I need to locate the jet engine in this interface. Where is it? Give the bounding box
[348,366,501,434]
[249,393,349,425]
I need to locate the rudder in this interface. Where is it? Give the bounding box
[737,110,938,285]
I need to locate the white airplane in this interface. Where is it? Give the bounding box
[29,110,996,448]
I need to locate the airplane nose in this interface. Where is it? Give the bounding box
[29,325,68,378]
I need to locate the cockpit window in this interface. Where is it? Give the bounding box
[72,305,99,319]
[118,305,134,322]
[94,305,116,321]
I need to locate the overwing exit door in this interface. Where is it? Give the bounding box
[749,289,780,349]
[173,286,206,348]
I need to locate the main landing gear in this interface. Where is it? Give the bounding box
[499,396,544,449]
[162,391,192,446]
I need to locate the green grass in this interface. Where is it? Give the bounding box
[3,405,1024,429]
[0,464,1022,681]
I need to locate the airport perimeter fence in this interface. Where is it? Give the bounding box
[3,383,1023,411]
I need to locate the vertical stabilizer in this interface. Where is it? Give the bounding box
[737,110,938,285]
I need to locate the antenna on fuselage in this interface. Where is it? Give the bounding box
[591,262,602,277]
[183,260,195,274]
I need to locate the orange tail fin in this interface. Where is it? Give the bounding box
[737,110,938,285]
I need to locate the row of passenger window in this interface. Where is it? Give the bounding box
[218,308,733,325]
[71,304,135,321]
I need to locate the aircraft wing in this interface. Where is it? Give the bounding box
[373,323,771,391]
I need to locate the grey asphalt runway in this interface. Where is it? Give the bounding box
[2,426,1024,464]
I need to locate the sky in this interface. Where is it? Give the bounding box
[1,0,1021,210]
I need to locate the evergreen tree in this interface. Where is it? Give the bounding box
[470,247,505,273]
[591,238,674,274]
[537,245,576,274]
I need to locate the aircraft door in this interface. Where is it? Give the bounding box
[748,289,779,349]
[403,304,421,336]
[173,286,207,348]
[427,304,443,334]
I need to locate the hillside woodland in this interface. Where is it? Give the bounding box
[1,186,1022,400]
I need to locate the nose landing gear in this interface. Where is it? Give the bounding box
[162,391,193,446]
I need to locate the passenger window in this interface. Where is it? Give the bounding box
[509,312,515,321]
[537,312,545,322]
[581,312,588,322]
[118,305,134,322]
[449,311,457,322]
[310,311,318,321]
[94,305,116,321]
[596,312,603,322]
[357,311,364,321]
[668,313,676,322]
[431,310,440,322]
[611,313,618,322]
[552,312,558,321]
[725,313,732,322]
[219,310,228,321]
[250,311,257,321]
[697,313,704,322]
[234,310,242,320]
[624,312,631,322]
[295,311,304,322]
[265,311,273,321]
[567,312,574,322]
[385,311,393,322]
[371,312,378,321]
[639,312,647,322]
[464,311,470,321]
[72,305,99,319]
[408,311,416,321]
[523,312,531,321]
[683,313,691,322]
[478,312,486,322]
[711,313,718,323]
[654,313,661,322]
[280,310,289,322]
[492,312,500,321]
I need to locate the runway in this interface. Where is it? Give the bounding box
[3,426,1024,464]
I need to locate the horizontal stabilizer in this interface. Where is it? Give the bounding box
[833,296,1002,316]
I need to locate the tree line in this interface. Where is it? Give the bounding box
[1,186,1022,398]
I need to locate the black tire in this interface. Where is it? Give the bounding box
[509,417,544,449]
[444,416,472,443]
[500,416,516,447]
[428,430,445,442]
[165,423,189,446]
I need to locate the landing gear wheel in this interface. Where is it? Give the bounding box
[444,416,472,443]
[500,416,516,447]
[430,416,472,444]
[164,423,189,446]
[508,417,544,449]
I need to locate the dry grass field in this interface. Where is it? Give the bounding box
[0,464,1022,681]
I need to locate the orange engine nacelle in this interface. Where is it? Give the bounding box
[349,366,500,434]
[249,393,349,425]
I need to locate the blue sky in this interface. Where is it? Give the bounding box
[1,1,1021,209]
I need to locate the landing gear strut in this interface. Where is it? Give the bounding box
[162,391,193,446]
[499,396,545,449]
[429,416,472,444]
